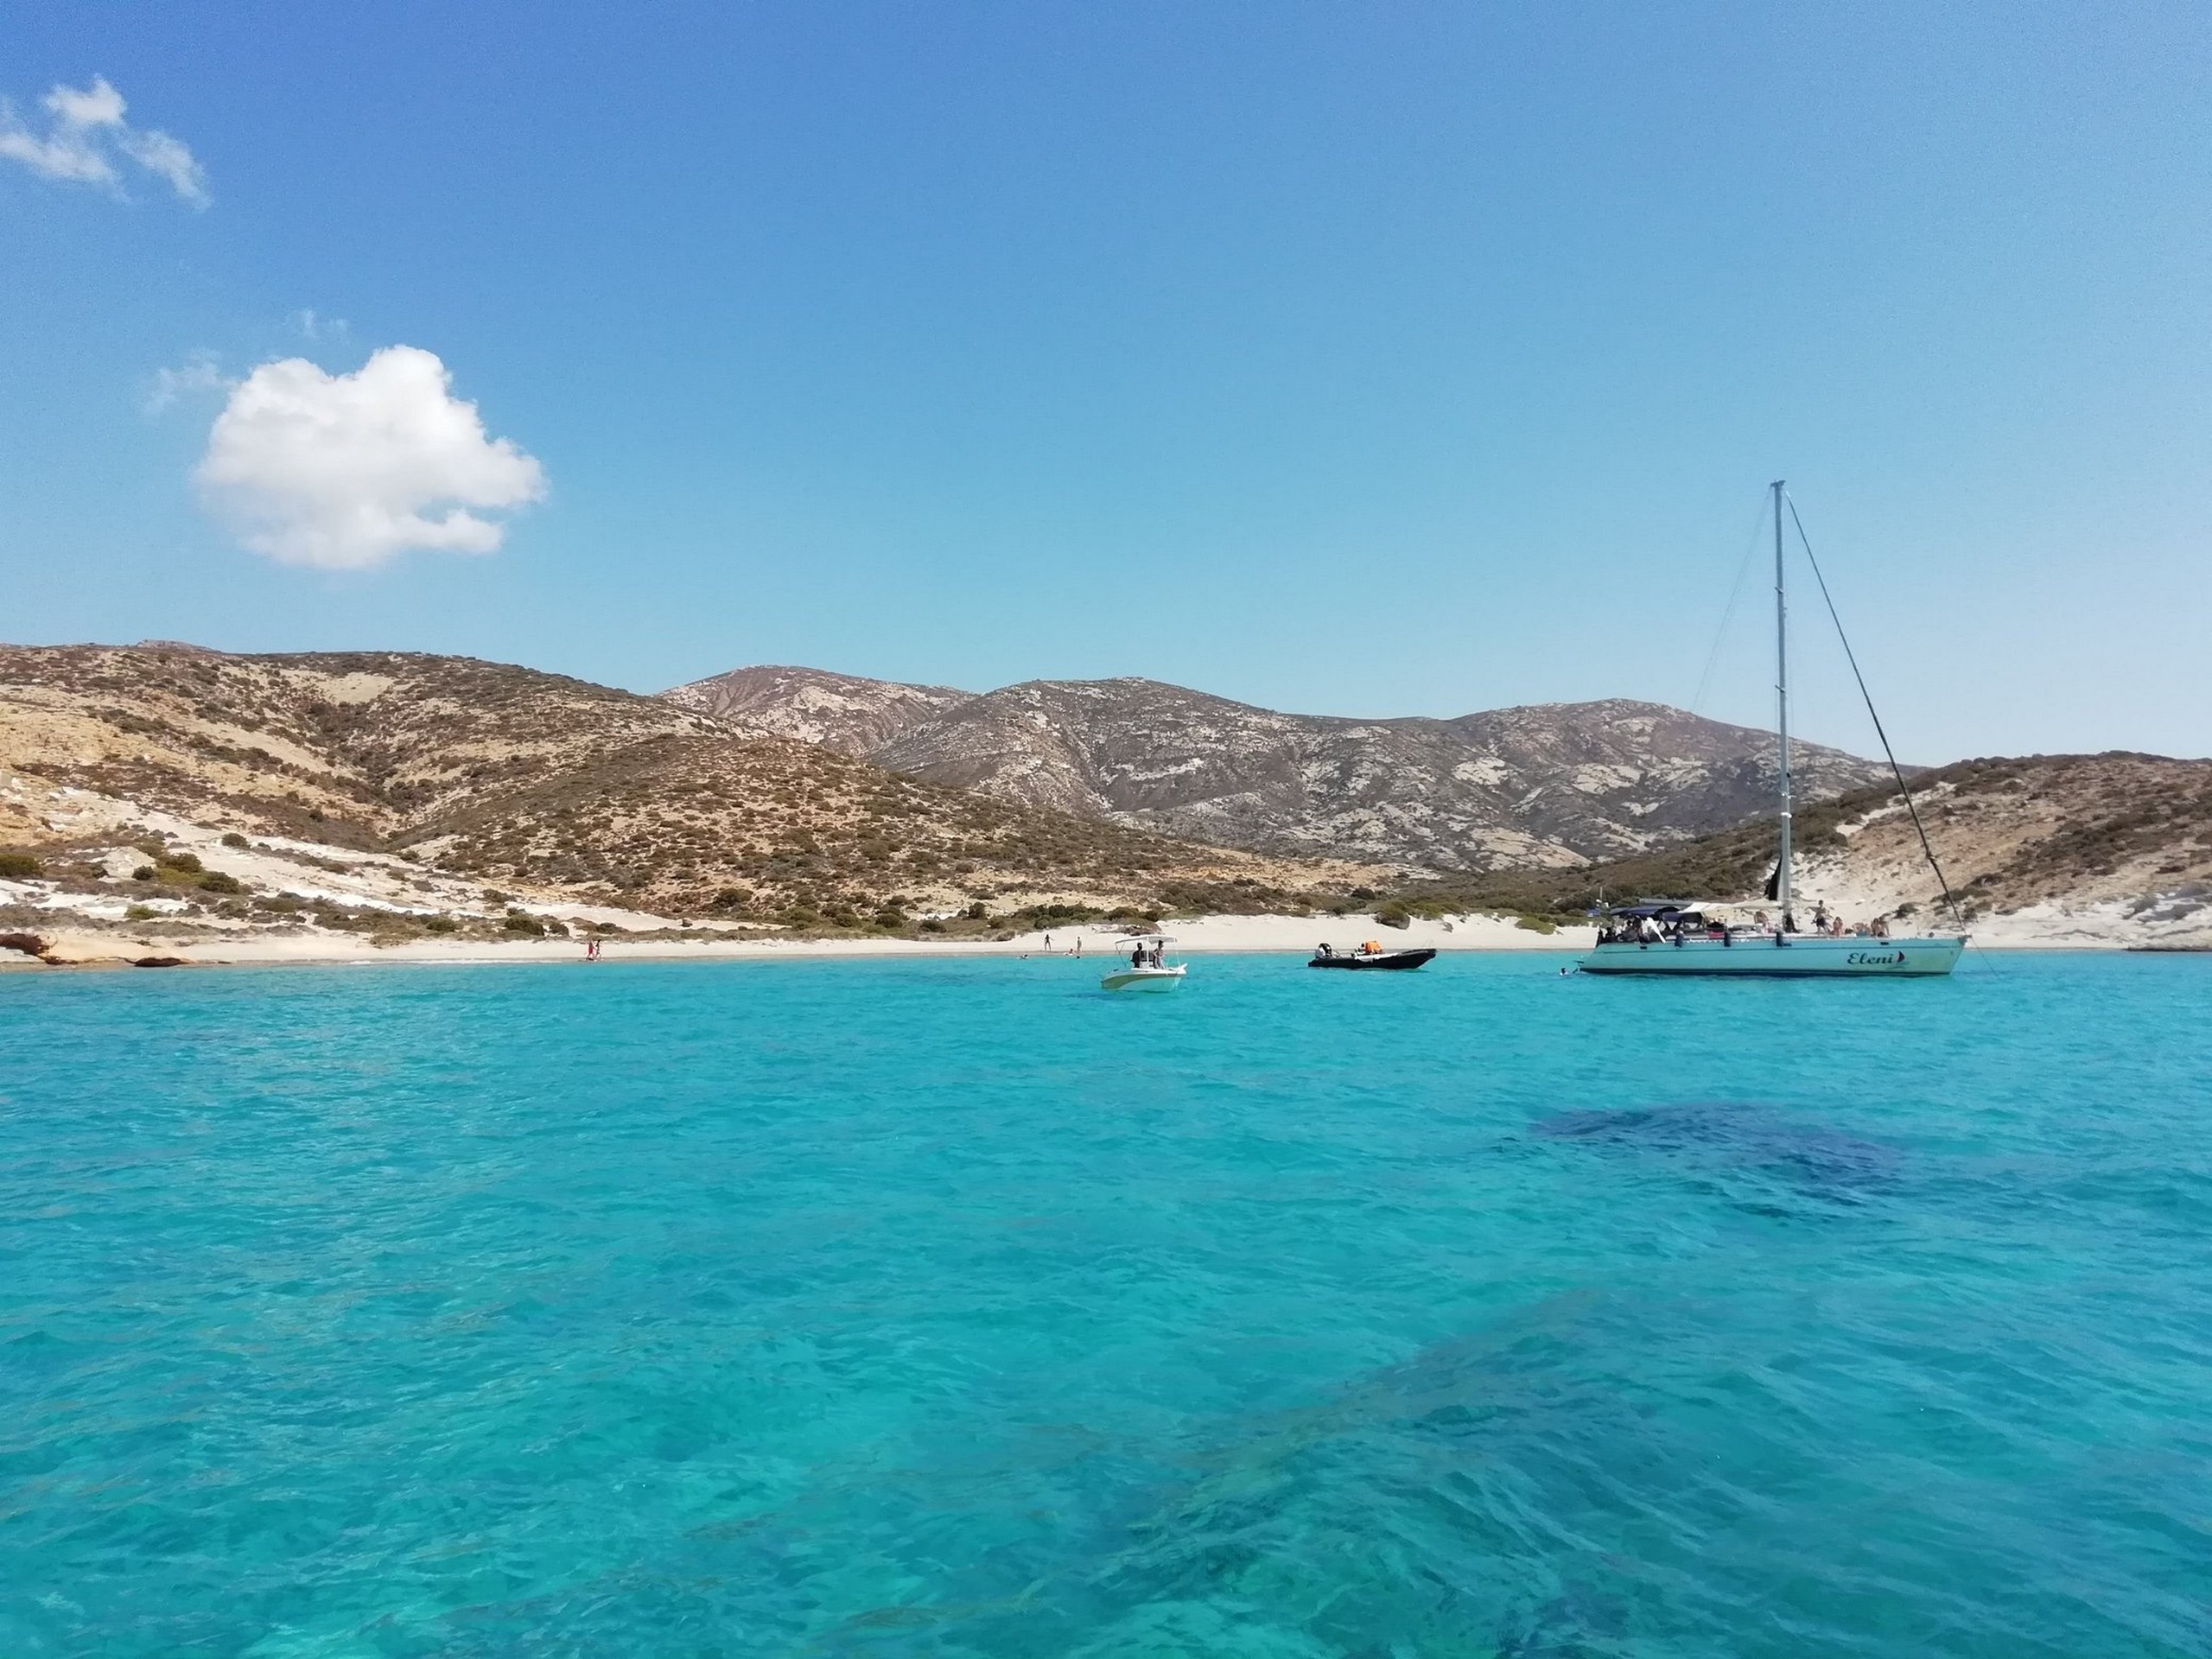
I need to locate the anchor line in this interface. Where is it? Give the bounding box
[1783,494,1967,933]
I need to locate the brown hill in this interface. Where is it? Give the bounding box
[1399,753,2212,948]
[658,667,1895,871]
[0,645,1382,929]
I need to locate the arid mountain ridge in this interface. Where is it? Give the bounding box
[0,645,1376,933]
[4,643,2204,958]
[665,664,1897,872]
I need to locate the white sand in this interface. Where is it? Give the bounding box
[5,912,1595,969]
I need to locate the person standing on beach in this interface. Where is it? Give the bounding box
[1045,932,1052,953]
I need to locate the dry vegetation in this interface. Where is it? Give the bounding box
[0,645,1383,927]
[1387,753,2212,928]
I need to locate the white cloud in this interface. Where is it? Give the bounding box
[144,349,227,414]
[46,79,125,129]
[0,77,207,206]
[195,346,546,570]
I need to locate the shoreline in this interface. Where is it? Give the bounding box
[3,911,1590,968]
[0,906,2178,971]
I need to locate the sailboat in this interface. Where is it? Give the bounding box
[1579,483,1967,977]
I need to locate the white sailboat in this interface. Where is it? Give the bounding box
[1580,483,1966,978]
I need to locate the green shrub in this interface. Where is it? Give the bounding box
[503,910,546,936]
[163,851,204,874]
[220,832,249,849]
[125,904,156,921]
[1514,913,1558,935]
[0,852,41,880]
[1376,904,1412,930]
[197,871,244,895]
[423,915,459,933]
[133,866,157,882]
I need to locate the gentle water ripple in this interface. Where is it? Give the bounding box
[3,952,2209,1656]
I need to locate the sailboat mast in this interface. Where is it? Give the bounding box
[1773,480,1794,922]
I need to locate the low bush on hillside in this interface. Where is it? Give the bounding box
[503,910,546,936]
[1515,914,1558,934]
[220,832,249,849]
[197,871,244,895]
[0,931,48,958]
[0,853,41,880]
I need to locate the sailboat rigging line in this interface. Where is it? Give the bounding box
[1783,494,1966,932]
[1688,496,1772,717]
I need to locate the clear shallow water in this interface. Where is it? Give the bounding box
[3,952,2209,1657]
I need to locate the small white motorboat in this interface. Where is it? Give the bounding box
[1101,933,1186,993]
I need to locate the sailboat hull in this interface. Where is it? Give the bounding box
[1580,934,1965,976]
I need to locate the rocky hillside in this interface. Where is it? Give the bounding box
[1397,753,2212,949]
[659,667,1894,871]
[662,664,973,755]
[0,645,1382,934]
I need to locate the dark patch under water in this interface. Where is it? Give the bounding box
[1533,1102,1902,1205]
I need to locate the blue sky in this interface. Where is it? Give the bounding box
[4,2,2207,760]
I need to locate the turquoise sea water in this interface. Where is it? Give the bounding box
[3,951,2209,1656]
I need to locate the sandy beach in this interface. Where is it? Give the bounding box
[6,902,2188,971]
[2,910,1598,968]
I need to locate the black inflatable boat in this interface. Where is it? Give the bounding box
[1307,947,1436,971]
